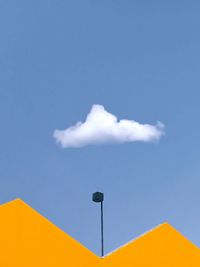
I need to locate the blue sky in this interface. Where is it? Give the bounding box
[1,0,200,255]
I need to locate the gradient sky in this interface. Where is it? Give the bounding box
[1,0,200,256]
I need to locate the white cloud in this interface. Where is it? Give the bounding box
[53,104,165,148]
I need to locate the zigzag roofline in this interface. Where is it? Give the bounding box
[0,198,199,258]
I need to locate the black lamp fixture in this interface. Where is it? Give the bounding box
[92,192,104,257]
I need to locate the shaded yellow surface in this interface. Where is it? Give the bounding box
[0,199,199,266]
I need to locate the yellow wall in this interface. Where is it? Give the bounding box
[0,199,199,266]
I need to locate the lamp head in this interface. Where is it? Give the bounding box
[93,192,104,203]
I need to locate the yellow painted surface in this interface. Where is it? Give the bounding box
[0,199,199,266]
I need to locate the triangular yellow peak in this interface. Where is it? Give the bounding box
[104,223,200,266]
[0,199,199,267]
[0,199,99,267]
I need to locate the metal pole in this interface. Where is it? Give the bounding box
[101,200,104,257]
[92,192,104,257]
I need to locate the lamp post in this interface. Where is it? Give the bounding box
[92,192,104,257]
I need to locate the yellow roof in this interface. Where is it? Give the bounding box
[0,199,199,266]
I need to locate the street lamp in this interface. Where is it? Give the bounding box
[92,192,104,257]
